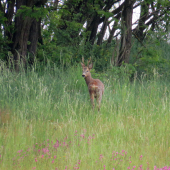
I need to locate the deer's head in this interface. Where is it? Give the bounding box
[81,57,93,78]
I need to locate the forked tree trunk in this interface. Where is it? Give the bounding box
[117,0,134,66]
[10,0,47,71]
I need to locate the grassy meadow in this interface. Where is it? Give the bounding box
[0,63,170,170]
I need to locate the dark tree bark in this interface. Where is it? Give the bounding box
[27,18,42,64]
[117,0,134,66]
[12,15,33,71]
[5,0,48,71]
[97,17,108,45]
[107,21,118,44]
[87,14,101,45]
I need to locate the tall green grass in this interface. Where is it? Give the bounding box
[0,63,170,170]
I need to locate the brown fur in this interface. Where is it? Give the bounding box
[81,58,104,111]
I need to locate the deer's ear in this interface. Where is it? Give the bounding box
[81,62,85,67]
[88,63,93,70]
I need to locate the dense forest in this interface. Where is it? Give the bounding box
[0,0,170,75]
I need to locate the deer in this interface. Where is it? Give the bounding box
[81,57,104,111]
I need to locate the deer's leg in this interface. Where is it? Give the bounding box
[90,93,94,110]
[97,98,100,111]
[97,92,102,111]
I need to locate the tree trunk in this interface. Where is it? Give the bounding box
[27,18,41,64]
[107,20,118,44]
[97,17,108,45]
[87,14,100,45]
[12,14,33,71]
[117,0,134,66]
[10,0,47,71]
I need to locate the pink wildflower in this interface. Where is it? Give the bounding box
[99,154,103,160]
[80,134,85,138]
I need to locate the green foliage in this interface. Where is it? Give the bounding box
[0,12,10,60]
[37,39,113,71]
[130,37,170,78]
[0,0,170,79]
[0,11,7,24]
[16,5,48,20]
[106,63,136,81]
[37,26,170,80]
[91,43,112,71]
[0,33,9,61]
[97,10,113,18]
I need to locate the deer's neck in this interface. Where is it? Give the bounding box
[85,74,93,86]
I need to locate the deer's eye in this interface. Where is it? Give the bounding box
[87,71,88,72]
